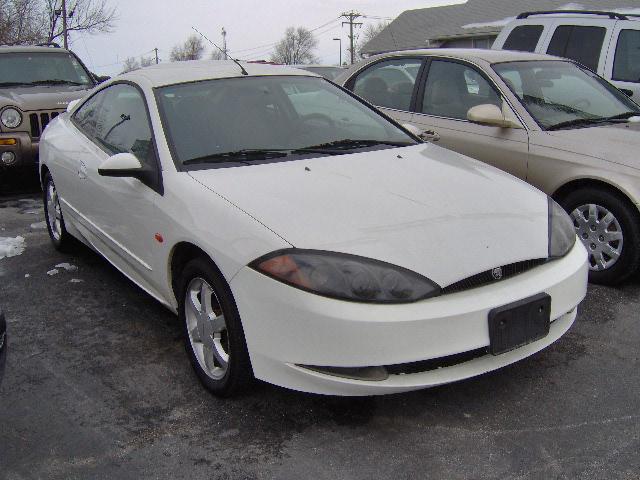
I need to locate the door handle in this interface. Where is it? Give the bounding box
[420,130,440,142]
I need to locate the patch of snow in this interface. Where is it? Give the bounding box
[25,273,30,278]
[24,210,41,215]
[0,236,26,259]
[462,16,516,30]
[47,269,59,276]
[70,278,83,283]
[55,263,78,272]
[556,4,640,15]
[30,221,47,230]
[629,116,640,122]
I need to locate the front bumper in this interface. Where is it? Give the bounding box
[231,242,588,396]
[0,131,38,169]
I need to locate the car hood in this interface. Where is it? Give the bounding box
[189,144,549,287]
[0,85,91,112]
[544,122,640,170]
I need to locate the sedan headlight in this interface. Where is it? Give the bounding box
[251,249,441,303]
[549,197,576,258]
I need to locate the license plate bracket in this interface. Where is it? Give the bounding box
[488,293,551,355]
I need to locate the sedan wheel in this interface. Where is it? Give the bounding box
[571,204,623,271]
[178,257,252,396]
[185,277,230,380]
[561,187,640,285]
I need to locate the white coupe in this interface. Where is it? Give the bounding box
[39,60,588,396]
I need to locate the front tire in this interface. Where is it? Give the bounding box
[178,257,252,397]
[43,172,73,252]
[560,187,640,285]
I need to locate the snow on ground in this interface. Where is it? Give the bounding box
[55,263,78,272]
[30,221,47,230]
[47,269,59,276]
[0,236,26,260]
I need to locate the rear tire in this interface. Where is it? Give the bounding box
[177,256,253,397]
[43,172,73,252]
[560,187,640,285]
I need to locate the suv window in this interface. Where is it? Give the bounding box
[613,29,640,83]
[547,25,606,72]
[421,60,501,120]
[75,84,155,165]
[352,58,422,111]
[503,25,544,52]
[0,52,93,87]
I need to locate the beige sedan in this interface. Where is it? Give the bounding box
[337,49,640,285]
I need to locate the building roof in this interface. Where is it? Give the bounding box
[362,0,640,55]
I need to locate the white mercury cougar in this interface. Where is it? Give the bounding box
[39,60,588,396]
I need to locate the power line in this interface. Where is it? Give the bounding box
[340,10,363,65]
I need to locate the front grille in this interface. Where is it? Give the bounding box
[28,110,62,138]
[386,347,488,375]
[442,258,548,295]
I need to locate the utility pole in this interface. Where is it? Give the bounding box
[340,10,363,64]
[221,27,228,59]
[154,48,159,64]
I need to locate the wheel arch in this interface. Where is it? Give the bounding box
[168,241,225,304]
[551,177,639,215]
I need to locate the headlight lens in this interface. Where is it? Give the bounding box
[549,197,576,258]
[251,250,441,303]
[1,108,22,128]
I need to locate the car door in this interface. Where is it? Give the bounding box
[346,57,424,125]
[70,82,164,295]
[410,58,529,180]
[604,24,640,101]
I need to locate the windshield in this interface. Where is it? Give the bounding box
[0,52,94,87]
[493,60,640,130]
[156,75,416,166]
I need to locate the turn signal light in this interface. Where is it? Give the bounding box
[0,138,17,146]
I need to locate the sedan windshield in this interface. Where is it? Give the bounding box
[156,75,416,166]
[493,60,640,130]
[0,52,94,87]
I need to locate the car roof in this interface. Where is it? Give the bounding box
[121,60,320,87]
[367,48,559,64]
[0,45,71,54]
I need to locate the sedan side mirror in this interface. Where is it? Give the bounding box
[467,103,523,129]
[98,152,142,178]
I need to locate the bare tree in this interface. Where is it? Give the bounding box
[44,0,117,44]
[270,27,318,65]
[0,0,48,45]
[210,49,226,61]
[170,35,205,62]
[356,21,389,60]
[140,56,154,67]
[120,56,139,74]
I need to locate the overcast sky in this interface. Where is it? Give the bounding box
[70,0,465,76]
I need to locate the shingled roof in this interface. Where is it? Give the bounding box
[362,0,640,55]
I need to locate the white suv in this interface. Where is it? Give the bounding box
[493,10,640,100]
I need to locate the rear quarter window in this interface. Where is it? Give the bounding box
[547,25,606,72]
[503,25,544,52]
[613,29,640,83]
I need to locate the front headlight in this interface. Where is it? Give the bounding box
[251,249,441,303]
[1,108,22,129]
[549,197,576,258]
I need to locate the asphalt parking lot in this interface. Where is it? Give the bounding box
[0,189,639,480]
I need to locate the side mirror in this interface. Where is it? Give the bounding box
[467,103,523,129]
[402,123,425,139]
[98,152,142,178]
[94,74,111,84]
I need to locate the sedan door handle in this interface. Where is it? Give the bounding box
[420,130,440,142]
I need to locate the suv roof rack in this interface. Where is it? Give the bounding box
[517,10,639,20]
[35,42,62,48]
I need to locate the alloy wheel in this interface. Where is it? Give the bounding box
[46,181,63,241]
[184,277,230,380]
[571,203,623,271]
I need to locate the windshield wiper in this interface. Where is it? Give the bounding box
[295,139,412,153]
[183,149,291,165]
[0,81,36,87]
[32,79,84,86]
[547,116,632,131]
